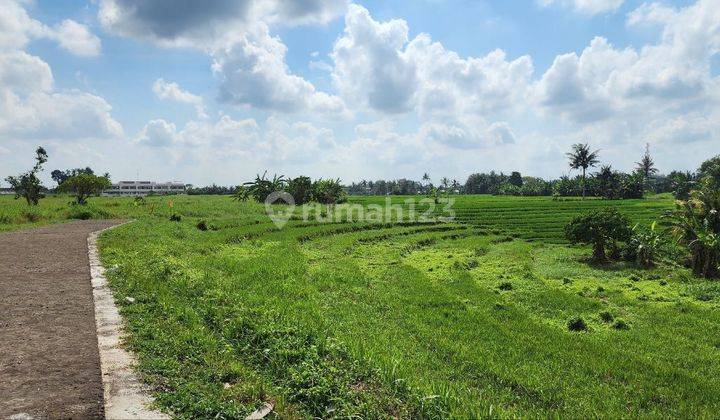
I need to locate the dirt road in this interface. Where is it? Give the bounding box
[0,220,124,419]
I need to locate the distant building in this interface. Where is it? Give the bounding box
[103,181,186,197]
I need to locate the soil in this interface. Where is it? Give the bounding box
[0,220,124,419]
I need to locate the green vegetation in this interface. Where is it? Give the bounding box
[58,173,112,205]
[664,178,720,278]
[3,189,720,417]
[89,195,720,418]
[566,143,600,199]
[565,208,632,261]
[4,147,48,205]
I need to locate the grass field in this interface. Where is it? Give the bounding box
[4,194,720,418]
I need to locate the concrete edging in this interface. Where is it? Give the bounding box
[87,222,169,420]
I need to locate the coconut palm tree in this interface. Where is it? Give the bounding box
[567,143,600,199]
[636,143,658,193]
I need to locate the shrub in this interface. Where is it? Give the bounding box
[497,281,513,291]
[663,178,720,278]
[66,205,111,220]
[313,178,347,205]
[287,176,313,205]
[232,186,250,202]
[627,221,663,268]
[612,319,630,330]
[21,209,42,222]
[567,317,588,332]
[599,311,614,323]
[244,172,287,203]
[170,214,182,222]
[565,208,632,261]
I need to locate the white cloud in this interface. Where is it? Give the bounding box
[137,115,261,149]
[52,20,102,57]
[153,78,207,118]
[538,0,624,15]
[0,1,101,57]
[212,23,348,116]
[0,51,53,94]
[0,1,120,143]
[100,0,347,116]
[137,119,178,147]
[533,0,720,125]
[331,5,532,118]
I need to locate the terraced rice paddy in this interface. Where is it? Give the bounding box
[351,194,673,242]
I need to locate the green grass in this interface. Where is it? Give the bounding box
[7,193,720,417]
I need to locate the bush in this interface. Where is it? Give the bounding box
[497,281,513,291]
[565,208,632,261]
[663,178,720,278]
[313,178,347,205]
[287,176,313,205]
[612,319,630,330]
[244,172,286,203]
[170,214,182,222]
[66,205,111,220]
[627,221,663,268]
[567,317,588,332]
[599,311,614,323]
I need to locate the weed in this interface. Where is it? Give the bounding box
[612,319,631,330]
[567,317,588,332]
[599,311,614,323]
[497,282,513,291]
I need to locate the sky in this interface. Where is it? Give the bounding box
[0,0,718,186]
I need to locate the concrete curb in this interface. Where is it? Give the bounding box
[88,222,169,420]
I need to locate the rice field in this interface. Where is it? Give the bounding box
[6,193,720,418]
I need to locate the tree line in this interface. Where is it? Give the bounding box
[349,144,705,200]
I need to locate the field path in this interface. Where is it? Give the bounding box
[0,220,124,419]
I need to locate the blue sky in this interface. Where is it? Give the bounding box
[1,0,718,185]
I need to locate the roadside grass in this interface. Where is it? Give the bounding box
[82,194,720,418]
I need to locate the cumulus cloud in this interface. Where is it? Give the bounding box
[136,119,178,147]
[331,5,532,118]
[533,0,720,125]
[0,1,120,142]
[52,20,102,57]
[537,0,624,15]
[153,78,207,118]
[0,0,101,56]
[100,0,347,116]
[212,23,347,116]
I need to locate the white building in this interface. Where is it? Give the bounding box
[103,181,186,196]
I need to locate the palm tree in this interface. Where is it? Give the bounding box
[440,177,450,191]
[567,143,600,199]
[636,143,658,193]
[422,172,432,194]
